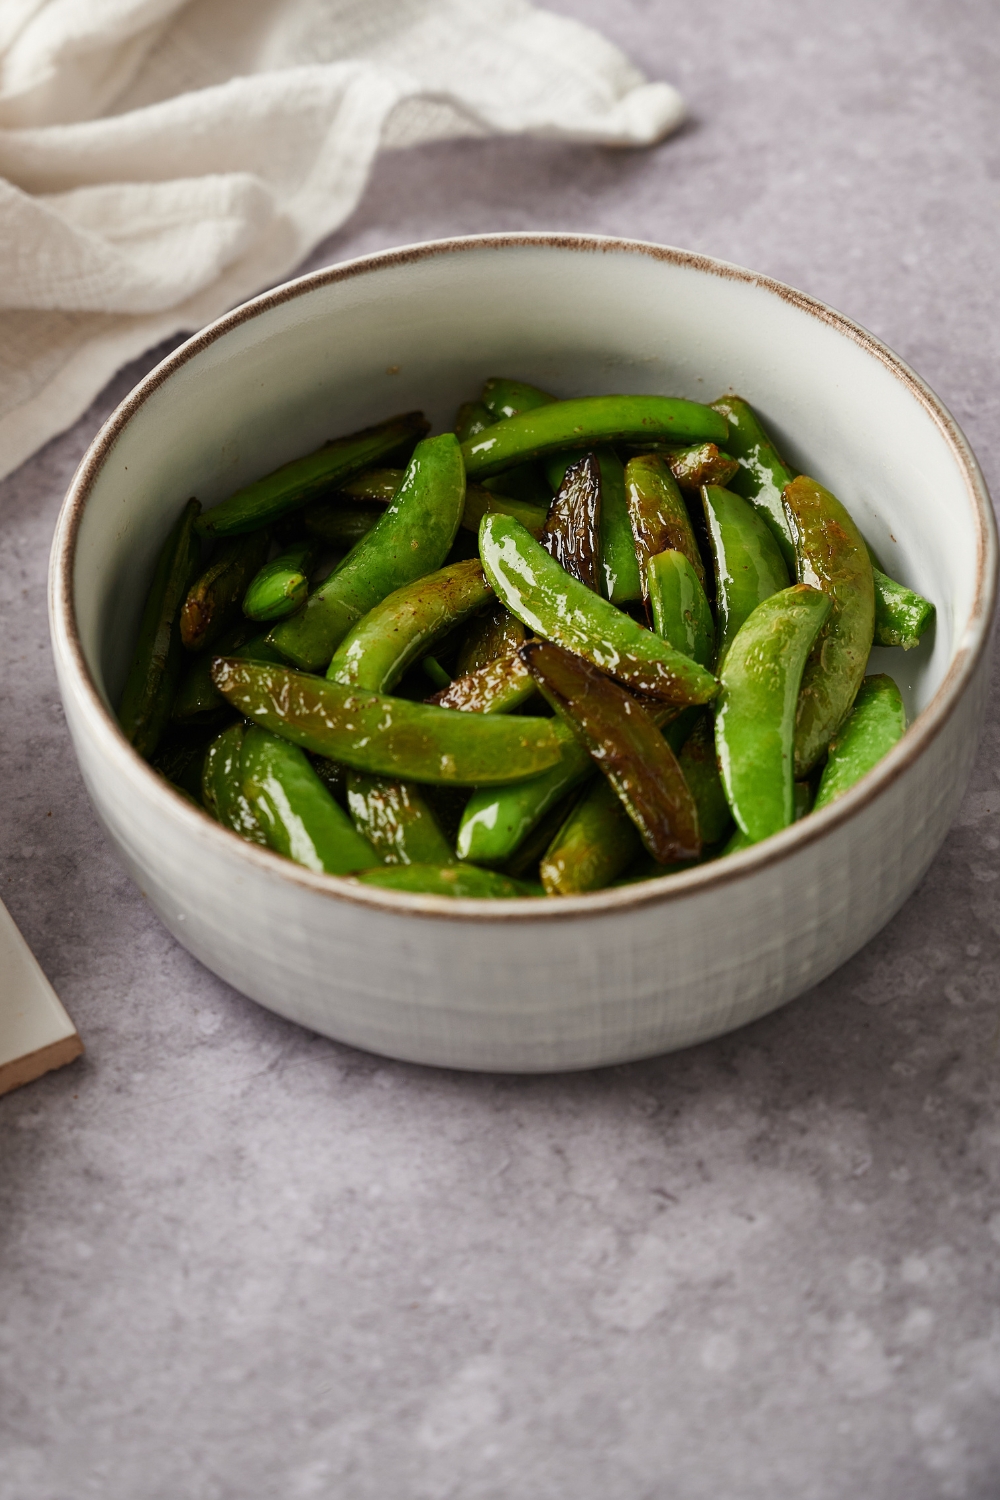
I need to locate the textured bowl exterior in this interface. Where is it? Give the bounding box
[49,236,997,1072]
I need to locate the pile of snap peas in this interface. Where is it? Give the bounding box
[119,377,934,898]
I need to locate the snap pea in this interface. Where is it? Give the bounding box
[813,674,906,811]
[242,727,379,874]
[211,659,566,784]
[456,726,594,865]
[329,463,546,538]
[541,778,642,895]
[455,402,495,443]
[501,791,580,879]
[180,529,270,652]
[197,412,429,538]
[710,396,797,572]
[460,485,548,538]
[342,468,405,502]
[542,453,602,590]
[303,500,385,550]
[326,559,492,693]
[463,396,728,480]
[715,584,832,842]
[702,484,789,667]
[119,497,201,759]
[243,541,318,623]
[664,443,739,492]
[544,447,640,605]
[428,653,536,715]
[346,773,455,865]
[784,475,876,777]
[270,432,466,671]
[625,454,705,593]
[647,550,715,669]
[481,377,556,420]
[172,625,286,722]
[353,864,535,898]
[868,556,935,649]
[202,722,267,843]
[677,714,731,845]
[523,641,701,864]
[457,602,525,675]
[479,513,718,705]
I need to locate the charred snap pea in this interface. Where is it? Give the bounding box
[457,602,525,675]
[326,559,492,693]
[119,498,201,759]
[428,653,536,715]
[647,550,715,669]
[479,513,718,705]
[242,727,379,874]
[625,453,705,594]
[545,447,640,605]
[346,774,455,865]
[541,778,642,895]
[353,864,535,898]
[813,674,906,811]
[715,584,831,842]
[270,432,466,671]
[202,721,267,843]
[702,483,789,666]
[785,475,876,777]
[181,529,270,652]
[542,453,602,590]
[463,396,728,481]
[243,541,318,623]
[197,412,429,538]
[677,714,732,845]
[211,658,566,784]
[664,443,739,492]
[710,396,796,572]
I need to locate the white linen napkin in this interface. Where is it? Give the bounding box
[0,0,684,483]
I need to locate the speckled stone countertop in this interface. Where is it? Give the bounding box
[2,3,999,1496]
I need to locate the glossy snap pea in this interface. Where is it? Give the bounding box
[180,529,270,652]
[702,483,789,666]
[303,500,385,550]
[463,396,728,480]
[784,475,876,777]
[119,498,201,759]
[197,412,429,538]
[715,584,832,842]
[813,674,906,811]
[460,485,547,538]
[353,863,535,898]
[541,778,642,895]
[454,402,496,443]
[481,377,556,420]
[664,443,739,492]
[625,453,705,593]
[456,726,593,865]
[523,641,701,864]
[242,727,379,874]
[211,659,566,784]
[676,714,731,845]
[457,602,525,675]
[869,558,935,649]
[479,513,718,705]
[202,722,267,843]
[710,396,796,572]
[544,447,640,604]
[270,433,466,671]
[346,774,455,865]
[647,550,714,669]
[173,624,286,722]
[326,559,492,692]
[243,541,318,623]
[541,453,602,590]
[428,653,536,715]
[342,468,404,502]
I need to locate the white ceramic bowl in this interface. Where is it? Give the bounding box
[49,235,996,1072]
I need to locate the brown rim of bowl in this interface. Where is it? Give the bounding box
[49,233,998,924]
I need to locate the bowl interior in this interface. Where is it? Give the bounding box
[69,238,984,731]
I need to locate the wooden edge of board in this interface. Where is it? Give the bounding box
[0,1033,84,1098]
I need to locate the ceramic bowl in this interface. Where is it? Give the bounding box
[49,235,996,1072]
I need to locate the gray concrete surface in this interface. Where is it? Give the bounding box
[2,2,1000,1496]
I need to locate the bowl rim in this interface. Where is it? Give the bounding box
[49,232,999,924]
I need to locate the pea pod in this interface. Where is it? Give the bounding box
[342,468,405,502]
[173,625,286,722]
[479,513,718,705]
[523,641,701,864]
[457,602,525,675]
[541,453,602,590]
[456,727,593,865]
[813,674,906,811]
[455,402,496,443]
[463,396,728,481]
[625,453,705,593]
[784,475,876,776]
[428,653,536,715]
[353,864,535,898]
[541,778,642,895]
[270,433,466,671]
[702,484,789,666]
[202,721,267,843]
[647,551,714,669]
[197,412,429,538]
[545,447,640,605]
[868,555,935,649]
[180,529,270,652]
[481,377,556,420]
[211,659,566,784]
[663,443,739,492]
[676,714,731,845]
[710,396,797,571]
[119,497,201,759]
[715,584,832,842]
[346,774,455,865]
[242,727,379,874]
[303,500,385,550]
[326,559,492,692]
[243,541,318,623]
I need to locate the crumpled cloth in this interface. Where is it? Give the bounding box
[0,0,683,483]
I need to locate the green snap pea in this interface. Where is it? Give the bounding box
[428,653,536,715]
[270,433,466,671]
[702,484,789,667]
[541,453,602,590]
[625,453,705,594]
[647,550,715,669]
[478,381,557,505]
[243,541,318,623]
[454,402,496,443]
[784,475,876,777]
[715,584,832,842]
[663,443,739,492]
[353,864,536,898]
[457,602,525,675]
[119,498,201,759]
[481,377,556,420]
[541,778,642,895]
[172,625,286,722]
[867,553,935,649]
[711,396,797,572]
[479,513,718,705]
[524,641,701,863]
[545,447,641,605]
[180,529,270,652]
[303,500,385,550]
[211,659,566,784]
[460,485,548,538]
[326,559,492,693]
[328,463,546,538]
[500,791,580,879]
[202,721,267,843]
[463,396,728,480]
[197,412,429,538]
[813,674,906,810]
[242,727,379,874]
[346,774,455,865]
[676,714,732,845]
[456,726,594,865]
[342,468,405,502]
